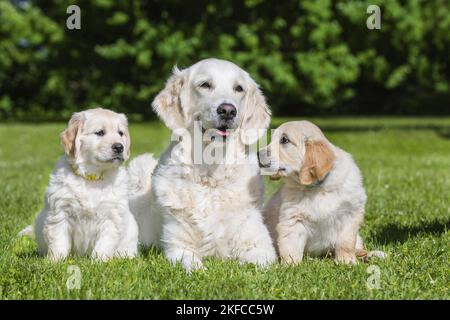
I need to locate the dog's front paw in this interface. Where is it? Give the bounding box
[47,253,67,262]
[166,249,204,274]
[240,247,277,268]
[92,251,115,262]
[115,247,138,259]
[280,255,303,265]
[182,258,205,274]
[279,246,304,265]
[335,252,357,265]
[47,248,69,262]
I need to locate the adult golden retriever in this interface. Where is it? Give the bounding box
[131,59,276,271]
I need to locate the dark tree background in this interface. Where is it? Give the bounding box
[0,0,449,120]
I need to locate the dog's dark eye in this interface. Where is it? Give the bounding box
[234,85,244,92]
[118,130,124,136]
[199,82,212,89]
[95,130,105,136]
[280,136,290,144]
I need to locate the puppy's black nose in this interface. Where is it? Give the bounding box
[257,150,271,168]
[112,143,124,154]
[217,103,237,120]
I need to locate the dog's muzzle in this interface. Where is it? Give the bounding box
[217,103,237,121]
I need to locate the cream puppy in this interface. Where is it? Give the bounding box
[259,121,385,264]
[133,58,276,271]
[33,108,138,261]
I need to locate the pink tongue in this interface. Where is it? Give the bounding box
[217,130,230,136]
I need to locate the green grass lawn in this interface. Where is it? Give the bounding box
[0,117,449,299]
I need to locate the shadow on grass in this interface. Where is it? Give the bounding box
[374,219,449,245]
[139,245,163,258]
[436,128,450,139]
[15,251,40,259]
[15,247,164,260]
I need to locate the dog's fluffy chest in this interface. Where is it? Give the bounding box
[282,187,351,222]
[153,162,264,254]
[47,166,127,220]
[280,184,363,254]
[154,162,262,213]
[66,184,118,218]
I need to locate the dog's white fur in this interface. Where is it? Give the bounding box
[127,153,159,246]
[33,108,139,261]
[259,121,385,264]
[133,58,276,271]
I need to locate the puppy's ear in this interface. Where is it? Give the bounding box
[119,112,128,124]
[240,77,271,145]
[152,67,187,131]
[299,139,335,186]
[60,112,83,158]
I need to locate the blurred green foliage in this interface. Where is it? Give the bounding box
[0,0,449,120]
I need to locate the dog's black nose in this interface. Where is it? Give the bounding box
[217,103,237,120]
[112,143,124,154]
[257,150,271,168]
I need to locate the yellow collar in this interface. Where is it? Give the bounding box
[71,165,104,181]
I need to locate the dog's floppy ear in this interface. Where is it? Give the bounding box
[152,67,187,130]
[299,138,335,186]
[240,76,271,145]
[60,112,83,158]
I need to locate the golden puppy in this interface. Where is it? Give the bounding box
[32,108,139,261]
[258,121,385,264]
